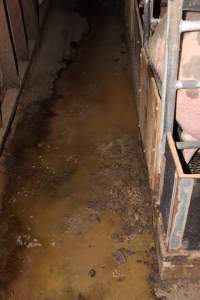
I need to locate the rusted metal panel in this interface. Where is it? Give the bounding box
[21,0,39,41]
[156,215,200,280]
[6,0,28,62]
[160,138,176,230]
[168,178,194,250]
[160,136,195,250]
[184,179,200,250]
[0,0,19,88]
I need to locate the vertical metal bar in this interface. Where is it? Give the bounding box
[150,0,154,20]
[144,0,151,46]
[166,172,178,245]
[168,178,194,250]
[144,0,155,46]
[0,0,19,87]
[5,0,28,61]
[159,0,183,170]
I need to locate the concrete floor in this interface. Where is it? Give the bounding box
[0,1,200,299]
[0,1,157,299]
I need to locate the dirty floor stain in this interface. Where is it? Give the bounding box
[0,3,156,300]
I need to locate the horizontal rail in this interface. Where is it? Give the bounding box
[176,80,200,89]
[180,20,200,32]
[176,141,200,150]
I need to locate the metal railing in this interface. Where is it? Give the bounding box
[144,0,200,251]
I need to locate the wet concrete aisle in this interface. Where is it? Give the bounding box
[0,2,156,299]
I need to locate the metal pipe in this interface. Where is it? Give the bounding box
[176,141,200,149]
[143,0,151,46]
[160,0,183,152]
[176,80,200,89]
[180,20,200,32]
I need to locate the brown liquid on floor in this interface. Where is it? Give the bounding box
[0,5,156,300]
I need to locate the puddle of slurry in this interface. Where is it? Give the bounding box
[0,2,157,300]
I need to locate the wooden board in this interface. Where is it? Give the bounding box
[139,49,161,191]
[0,0,19,88]
[6,0,28,62]
[0,0,50,153]
[139,49,149,145]
[147,78,161,190]
[127,1,161,191]
[128,0,142,107]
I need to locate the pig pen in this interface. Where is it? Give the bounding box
[126,0,200,280]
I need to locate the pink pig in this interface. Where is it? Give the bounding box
[148,12,200,162]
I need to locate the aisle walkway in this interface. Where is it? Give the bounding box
[0,2,155,299]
